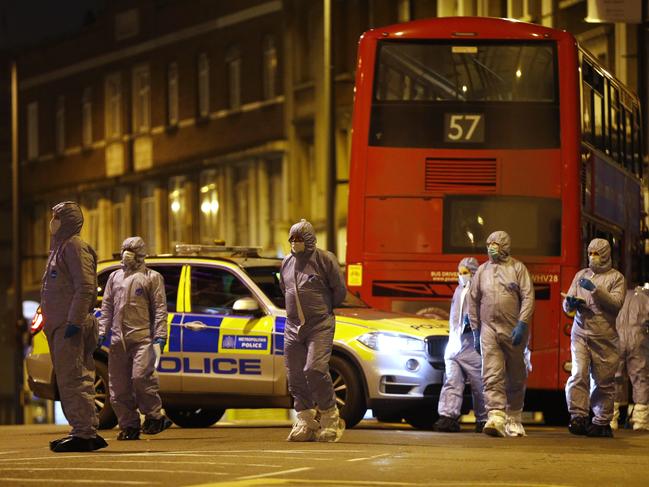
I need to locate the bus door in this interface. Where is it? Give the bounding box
[180,264,274,394]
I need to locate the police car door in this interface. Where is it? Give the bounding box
[181,263,274,394]
[147,263,185,392]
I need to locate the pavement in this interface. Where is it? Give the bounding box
[0,420,648,486]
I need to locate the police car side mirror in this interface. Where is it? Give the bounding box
[232,297,262,316]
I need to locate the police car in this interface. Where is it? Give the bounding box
[26,245,449,430]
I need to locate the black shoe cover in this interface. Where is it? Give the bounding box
[475,421,486,434]
[142,416,172,435]
[568,416,589,436]
[49,436,72,451]
[117,428,141,441]
[52,435,108,453]
[433,416,461,432]
[587,423,614,438]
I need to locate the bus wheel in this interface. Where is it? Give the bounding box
[94,361,117,430]
[330,355,366,429]
[166,407,225,428]
[403,407,438,430]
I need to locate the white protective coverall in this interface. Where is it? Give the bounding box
[99,237,169,436]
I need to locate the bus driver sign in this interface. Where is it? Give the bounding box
[222,335,269,351]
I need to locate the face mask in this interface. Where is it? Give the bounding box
[458,274,471,287]
[291,241,306,254]
[487,247,500,260]
[49,217,61,235]
[122,250,137,268]
[589,255,601,267]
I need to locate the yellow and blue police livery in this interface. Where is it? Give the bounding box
[27,245,450,430]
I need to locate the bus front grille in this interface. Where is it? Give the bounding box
[424,158,497,192]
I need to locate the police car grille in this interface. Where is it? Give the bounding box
[425,336,448,365]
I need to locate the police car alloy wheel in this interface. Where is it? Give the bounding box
[329,355,366,429]
[94,361,117,430]
[165,407,225,428]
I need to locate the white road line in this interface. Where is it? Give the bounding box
[0,467,226,476]
[0,479,156,485]
[346,453,391,462]
[0,451,20,455]
[75,459,282,468]
[237,467,313,480]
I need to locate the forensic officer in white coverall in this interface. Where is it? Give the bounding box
[98,236,171,440]
[433,257,487,433]
[280,219,347,442]
[563,238,625,438]
[612,285,649,431]
[41,201,108,452]
[468,230,535,438]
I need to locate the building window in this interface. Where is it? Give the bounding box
[262,36,277,100]
[197,52,210,118]
[167,62,179,126]
[27,101,38,160]
[55,96,65,154]
[199,169,221,244]
[112,187,131,252]
[132,65,150,133]
[140,182,160,254]
[82,87,93,147]
[226,46,241,110]
[105,73,122,139]
[169,176,193,249]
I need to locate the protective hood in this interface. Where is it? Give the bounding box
[458,257,479,275]
[588,238,612,273]
[51,201,84,247]
[289,219,317,255]
[486,230,511,263]
[121,236,147,267]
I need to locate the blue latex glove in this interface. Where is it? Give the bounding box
[97,334,106,350]
[565,296,580,311]
[472,329,481,355]
[153,337,166,352]
[463,314,471,328]
[578,278,596,291]
[63,324,81,339]
[511,321,528,346]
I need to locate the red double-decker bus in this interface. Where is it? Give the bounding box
[346,17,646,420]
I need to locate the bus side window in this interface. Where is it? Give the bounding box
[633,108,642,178]
[624,109,633,172]
[609,85,620,165]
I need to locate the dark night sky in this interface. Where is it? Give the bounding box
[0,0,104,50]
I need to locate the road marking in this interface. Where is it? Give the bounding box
[0,479,156,485]
[78,459,282,468]
[347,453,391,462]
[0,451,20,455]
[237,467,313,480]
[0,467,226,476]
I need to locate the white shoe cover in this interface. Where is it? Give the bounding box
[631,404,649,432]
[483,410,506,438]
[610,402,620,431]
[505,410,526,437]
[287,409,319,442]
[317,406,345,442]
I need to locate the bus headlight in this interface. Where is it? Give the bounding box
[357,332,425,353]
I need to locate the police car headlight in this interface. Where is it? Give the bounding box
[357,332,425,353]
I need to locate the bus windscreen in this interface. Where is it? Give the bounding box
[370,40,559,149]
[443,195,562,256]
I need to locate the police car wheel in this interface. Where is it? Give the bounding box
[95,361,118,430]
[403,407,438,430]
[330,355,366,429]
[165,407,225,428]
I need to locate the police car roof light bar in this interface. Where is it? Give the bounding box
[175,244,262,257]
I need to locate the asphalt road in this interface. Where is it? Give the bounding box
[0,420,648,487]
